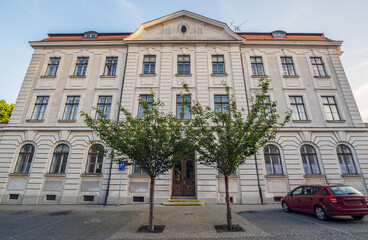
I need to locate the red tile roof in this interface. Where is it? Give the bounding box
[41,32,329,42]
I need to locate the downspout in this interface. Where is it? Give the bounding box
[239,44,264,204]
[104,41,129,205]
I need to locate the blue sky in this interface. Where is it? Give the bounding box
[1,0,367,121]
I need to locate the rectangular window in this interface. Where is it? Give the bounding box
[138,95,153,119]
[31,96,49,120]
[289,96,308,120]
[9,194,19,200]
[178,55,190,74]
[322,96,340,120]
[259,95,271,119]
[46,195,56,201]
[176,95,191,120]
[214,95,229,113]
[74,57,89,76]
[143,55,156,74]
[310,57,326,77]
[96,96,112,119]
[133,164,146,174]
[281,57,296,76]
[45,57,60,76]
[212,55,225,74]
[250,57,265,76]
[83,195,94,202]
[63,96,80,120]
[104,57,118,76]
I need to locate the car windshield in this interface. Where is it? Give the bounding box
[328,186,363,196]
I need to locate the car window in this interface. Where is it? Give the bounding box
[313,187,321,194]
[321,189,329,195]
[328,186,363,196]
[304,186,314,195]
[292,187,304,195]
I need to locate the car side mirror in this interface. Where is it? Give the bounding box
[287,192,292,196]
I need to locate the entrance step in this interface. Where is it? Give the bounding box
[162,197,205,206]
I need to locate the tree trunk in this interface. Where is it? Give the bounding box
[149,178,155,231]
[224,174,232,230]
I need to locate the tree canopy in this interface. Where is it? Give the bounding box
[0,99,15,122]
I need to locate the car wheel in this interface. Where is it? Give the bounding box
[352,216,364,220]
[282,201,291,213]
[314,205,331,221]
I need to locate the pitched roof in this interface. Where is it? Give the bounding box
[42,33,131,42]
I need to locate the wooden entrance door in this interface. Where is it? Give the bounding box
[171,154,195,196]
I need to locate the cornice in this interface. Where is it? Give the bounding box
[29,40,126,48]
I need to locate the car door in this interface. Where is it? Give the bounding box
[288,187,304,210]
[300,186,320,212]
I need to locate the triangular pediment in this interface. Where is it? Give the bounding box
[125,10,244,42]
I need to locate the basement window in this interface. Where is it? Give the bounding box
[9,194,19,200]
[46,195,56,201]
[133,196,144,203]
[83,195,95,202]
[274,197,282,202]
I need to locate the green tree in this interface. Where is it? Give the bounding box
[190,79,291,230]
[82,92,194,231]
[0,99,15,122]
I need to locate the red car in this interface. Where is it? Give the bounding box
[281,184,368,221]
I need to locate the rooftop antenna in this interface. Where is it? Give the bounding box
[230,19,248,32]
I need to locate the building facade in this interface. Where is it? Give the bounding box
[1,11,368,205]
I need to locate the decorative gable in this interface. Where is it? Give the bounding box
[125,10,244,42]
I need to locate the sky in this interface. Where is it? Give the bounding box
[0,0,367,122]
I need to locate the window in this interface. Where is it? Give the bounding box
[176,95,191,120]
[214,95,229,113]
[337,145,357,174]
[322,96,340,121]
[84,32,97,38]
[104,57,118,76]
[133,164,146,174]
[96,96,112,119]
[310,57,326,77]
[212,55,225,74]
[14,144,35,173]
[45,57,60,76]
[63,96,80,120]
[250,57,265,76]
[74,57,89,76]
[272,31,286,38]
[86,144,104,174]
[180,25,187,34]
[281,57,296,76]
[138,95,153,119]
[178,55,190,74]
[50,144,69,174]
[292,187,304,195]
[289,96,307,120]
[264,145,283,174]
[300,145,321,174]
[143,55,156,74]
[258,95,271,118]
[31,96,49,120]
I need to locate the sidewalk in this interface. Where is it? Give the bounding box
[0,203,280,239]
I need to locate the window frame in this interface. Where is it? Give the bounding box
[86,144,104,174]
[321,96,341,121]
[264,145,283,175]
[50,144,69,174]
[214,95,229,114]
[212,55,225,74]
[300,144,321,175]
[133,164,146,174]
[96,96,112,119]
[45,57,60,76]
[280,57,296,76]
[176,95,191,120]
[62,96,80,121]
[337,144,357,174]
[177,55,190,74]
[289,96,308,120]
[310,57,327,77]
[31,96,49,120]
[103,57,118,76]
[143,55,156,74]
[14,144,35,173]
[74,57,89,76]
[250,56,265,76]
[138,94,153,119]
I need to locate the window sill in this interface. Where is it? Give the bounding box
[251,75,270,78]
[326,120,346,123]
[283,75,300,78]
[40,75,57,78]
[292,120,312,123]
[304,174,324,178]
[216,175,238,179]
[81,173,103,179]
[139,73,157,77]
[265,174,286,179]
[58,120,77,123]
[341,173,361,178]
[175,74,192,77]
[26,119,44,123]
[69,75,86,78]
[45,173,66,179]
[314,76,331,79]
[100,75,117,78]
[129,174,150,179]
[9,173,30,178]
[211,73,228,77]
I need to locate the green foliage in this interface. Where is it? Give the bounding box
[190,79,291,176]
[81,92,194,179]
[0,99,15,122]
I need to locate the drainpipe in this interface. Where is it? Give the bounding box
[239,44,264,205]
[104,42,129,205]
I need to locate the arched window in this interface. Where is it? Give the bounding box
[300,145,321,174]
[264,145,283,174]
[15,144,35,173]
[337,145,357,174]
[50,144,69,174]
[86,144,104,174]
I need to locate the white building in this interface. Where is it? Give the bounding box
[1,10,367,205]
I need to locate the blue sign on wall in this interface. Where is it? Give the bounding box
[118,162,126,171]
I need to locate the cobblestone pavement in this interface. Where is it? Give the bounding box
[0,204,367,239]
